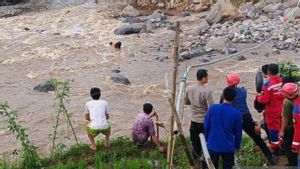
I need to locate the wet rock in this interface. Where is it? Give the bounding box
[239,3,261,18]
[114,23,146,35]
[33,82,55,93]
[180,51,191,60]
[111,75,131,85]
[259,15,269,22]
[120,5,140,17]
[144,10,167,22]
[123,16,133,23]
[272,48,280,55]
[199,58,210,62]
[264,52,270,57]
[205,0,241,24]
[251,51,258,55]
[189,3,210,12]
[181,12,190,17]
[111,68,121,73]
[190,49,206,57]
[282,0,298,9]
[205,37,232,52]
[234,55,246,61]
[123,17,143,23]
[227,47,238,54]
[263,3,281,13]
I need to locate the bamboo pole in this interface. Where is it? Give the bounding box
[168,97,196,168]
[167,21,181,168]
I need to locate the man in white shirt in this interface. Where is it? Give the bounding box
[85,87,110,151]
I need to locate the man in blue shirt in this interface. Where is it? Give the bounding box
[205,87,242,169]
[221,73,276,164]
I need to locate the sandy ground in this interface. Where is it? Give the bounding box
[0,4,299,167]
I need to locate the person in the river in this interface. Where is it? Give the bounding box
[84,87,111,151]
[205,87,242,169]
[184,69,214,167]
[131,103,164,152]
[280,82,299,166]
[256,63,285,152]
[220,72,276,164]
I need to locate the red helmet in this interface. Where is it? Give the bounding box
[226,73,240,86]
[281,83,299,99]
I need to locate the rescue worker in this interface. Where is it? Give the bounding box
[220,73,276,164]
[257,63,285,152]
[280,82,299,166]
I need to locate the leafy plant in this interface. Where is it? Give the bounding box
[0,103,41,169]
[278,60,300,82]
[48,78,78,154]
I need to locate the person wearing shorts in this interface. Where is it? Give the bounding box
[85,87,110,151]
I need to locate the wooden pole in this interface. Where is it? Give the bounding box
[167,21,181,168]
[168,97,196,168]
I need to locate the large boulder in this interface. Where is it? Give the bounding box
[144,9,167,22]
[33,82,55,93]
[239,3,261,18]
[205,36,232,52]
[284,7,300,21]
[114,23,146,35]
[205,0,242,25]
[263,3,281,13]
[282,0,298,9]
[120,5,140,17]
[111,75,131,85]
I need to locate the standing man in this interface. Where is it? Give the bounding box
[220,73,276,164]
[184,69,214,167]
[257,63,285,152]
[280,82,299,166]
[205,87,242,169]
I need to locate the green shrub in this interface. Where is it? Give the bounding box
[279,61,300,82]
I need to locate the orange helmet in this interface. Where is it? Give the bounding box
[281,83,299,99]
[226,73,240,86]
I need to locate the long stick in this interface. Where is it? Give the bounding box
[167,21,181,168]
[168,97,195,167]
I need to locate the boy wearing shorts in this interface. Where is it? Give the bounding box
[85,87,110,150]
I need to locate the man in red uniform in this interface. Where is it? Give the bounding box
[257,63,285,151]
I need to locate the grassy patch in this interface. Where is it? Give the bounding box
[40,137,172,169]
[2,135,270,168]
[237,135,268,166]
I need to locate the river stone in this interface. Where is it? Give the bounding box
[263,3,281,13]
[33,82,55,93]
[181,12,191,17]
[205,37,232,52]
[144,9,167,22]
[114,23,146,35]
[205,0,241,24]
[180,51,191,60]
[234,55,246,61]
[282,0,298,9]
[120,5,140,17]
[239,4,261,18]
[111,68,121,73]
[111,75,131,85]
[190,49,206,57]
